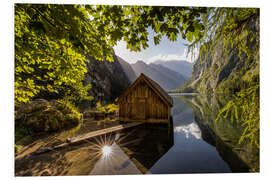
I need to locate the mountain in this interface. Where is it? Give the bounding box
[149,63,187,84]
[131,61,186,91]
[178,16,259,94]
[153,60,193,79]
[116,56,137,83]
[84,54,131,107]
[174,11,260,172]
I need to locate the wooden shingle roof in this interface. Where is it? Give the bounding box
[118,73,173,107]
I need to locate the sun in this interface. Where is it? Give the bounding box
[102,145,112,158]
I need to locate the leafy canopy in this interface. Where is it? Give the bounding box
[15,4,207,105]
[15,4,260,149]
[190,8,259,62]
[204,8,260,148]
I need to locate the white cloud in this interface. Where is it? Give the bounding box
[113,40,148,64]
[174,122,201,139]
[113,39,199,64]
[146,47,199,64]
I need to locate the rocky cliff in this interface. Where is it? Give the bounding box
[179,16,259,94]
[83,55,131,107]
[116,56,137,83]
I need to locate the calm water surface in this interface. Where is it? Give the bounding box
[89,96,236,174]
[150,97,231,173]
[17,94,258,175]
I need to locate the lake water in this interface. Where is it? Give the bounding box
[89,96,230,174]
[16,94,259,175]
[87,94,258,174]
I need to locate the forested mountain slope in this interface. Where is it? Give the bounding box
[177,9,260,153]
[178,16,259,94]
[84,55,132,107]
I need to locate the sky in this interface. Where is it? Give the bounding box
[113,29,198,64]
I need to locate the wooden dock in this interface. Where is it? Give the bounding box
[34,122,143,155]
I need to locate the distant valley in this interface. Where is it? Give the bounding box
[84,55,194,103]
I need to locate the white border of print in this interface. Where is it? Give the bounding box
[1,1,269,180]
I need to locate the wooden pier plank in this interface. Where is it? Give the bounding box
[69,122,143,143]
[34,122,144,155]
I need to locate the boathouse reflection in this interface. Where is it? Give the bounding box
[90,122,174,174]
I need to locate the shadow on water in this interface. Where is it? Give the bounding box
[177,94,259,172]
[15,95,259,176]
[15,124,174,176]
[149,97,232,174]
[90,123,174,175]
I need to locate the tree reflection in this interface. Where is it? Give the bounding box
[178,95,259,172]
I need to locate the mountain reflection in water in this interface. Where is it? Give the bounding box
[176,94,259,172]
[15,95,258,175]
[149,97,231,174]
[91,96,233,174]
[89,95,257,174]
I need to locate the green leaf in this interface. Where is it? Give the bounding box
[186,31,194,42]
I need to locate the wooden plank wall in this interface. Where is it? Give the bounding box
[119,81,169,122]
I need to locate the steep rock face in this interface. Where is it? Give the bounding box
[116,56,137,83]
[84,55,130,106]
[153,60,193,79]
[131,61,186,90]
[180,17,259,93]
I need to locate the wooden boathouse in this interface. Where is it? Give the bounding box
[118,73,173,123]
